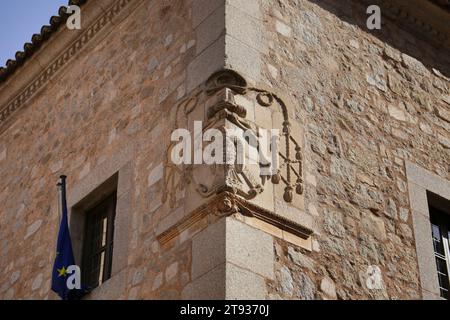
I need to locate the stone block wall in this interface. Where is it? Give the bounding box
[258,0,450,299]
[0,0,227,299]
[0,0,449,300]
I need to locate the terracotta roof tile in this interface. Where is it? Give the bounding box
[0,0,87,83]
[0,0,448,83]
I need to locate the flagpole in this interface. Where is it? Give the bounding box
[57,175,67,223]
[53,174,85,300]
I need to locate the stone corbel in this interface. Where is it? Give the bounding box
[157,191,313,246]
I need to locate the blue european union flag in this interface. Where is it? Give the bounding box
[51,176,87,300]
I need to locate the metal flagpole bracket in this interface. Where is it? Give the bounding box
[58,175,67,186]
[57,175,67,222]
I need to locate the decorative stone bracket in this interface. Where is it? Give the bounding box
[157,191,313,246]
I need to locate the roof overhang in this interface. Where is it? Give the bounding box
[0,0,141,132]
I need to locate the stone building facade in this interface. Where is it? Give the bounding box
[0,0,449,300]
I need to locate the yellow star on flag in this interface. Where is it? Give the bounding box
[57,266,67,277]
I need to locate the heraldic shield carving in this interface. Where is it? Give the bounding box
[159,69,311,239]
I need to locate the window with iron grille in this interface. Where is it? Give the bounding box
[81,192,117,290]
[430,206,450,300]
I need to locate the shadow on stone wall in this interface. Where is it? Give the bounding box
[309,0,450,78]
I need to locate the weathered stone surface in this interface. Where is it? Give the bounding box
[436,107,450,123]
[384,46,402,62]
[225,35,261,81]
[196,4,225,55]
[442,95,450,106]
[132,268,146,286]
[388,104,407,122]
[0,148,6,161]
[152,273,163,291]
[192,219,226,280]
[366,73,388,92]
[278,266,294,296]
[10,272,20,285]
[323,210,345,238]
[226,263,267,300]
[361,212,387,241]
[438,134,450,149]
[25,220,42,240]
[146,57,158,73]
[31,273,43,291]
[399,208,410,222]
[182,264,226,300]
[385,199,398,220]
[226,218,274,280]
[296,272,316,300]
[330,156,356,186]
[187,36,225,92]
[287,247,315,270]
[320,277,337,299]
[399,223,413,240]
[401,53,428,75]
[193,0,223,27]
[0,0,448,302]
[275,20,292,37]
[165,262,179,282]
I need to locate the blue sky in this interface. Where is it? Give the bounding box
[0,0,68,67]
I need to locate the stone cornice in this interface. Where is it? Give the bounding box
[360,0,450,48]
[157,191,314,247]
[0,0,141,134]
[0,0,88,82]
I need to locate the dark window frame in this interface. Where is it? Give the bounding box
[429,205,450,300]
[81,192,117,290]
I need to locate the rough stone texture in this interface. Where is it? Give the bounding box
[0,0,449,301]
[320,277,337,299]
[192,219,226,280]
[0,0,223,300]
[182,264,226,300]
[264,0,448,300]
[225,263,268,300]
[225,218,274,280]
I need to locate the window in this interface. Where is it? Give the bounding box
[429,206,450,299]
[81,192,117,290]
[407,162,450,300]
